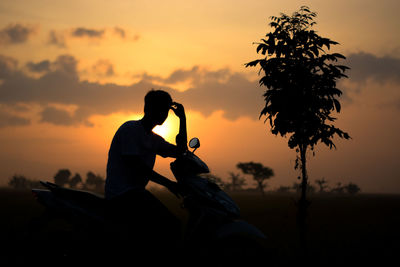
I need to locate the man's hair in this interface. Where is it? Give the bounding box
[144,89,172,113]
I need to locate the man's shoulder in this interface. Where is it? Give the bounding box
[118,120,142,132]
[121,120,140,127]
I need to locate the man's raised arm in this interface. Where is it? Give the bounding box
[171,102,188,152]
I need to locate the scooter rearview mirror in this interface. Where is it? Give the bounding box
[189,137,200,152]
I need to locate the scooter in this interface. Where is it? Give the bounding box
[30,138,268,264]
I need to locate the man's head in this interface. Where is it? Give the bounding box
[144,89,172,125]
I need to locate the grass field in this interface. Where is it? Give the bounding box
[1,187,399,266]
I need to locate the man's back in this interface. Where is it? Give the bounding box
[105,120,166,199]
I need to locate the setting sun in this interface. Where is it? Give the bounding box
[153,112,180,143]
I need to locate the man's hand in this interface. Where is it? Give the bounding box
[171,101,187,151]
[171,102,185,119]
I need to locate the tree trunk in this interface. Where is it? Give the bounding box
[298,144,310,260]
[300,144,308,207]
[258,181,265,196]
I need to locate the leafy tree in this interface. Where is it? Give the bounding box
[245,6,350,247]
[8,175,41,189]
[225,172,247,192]
[8,175,30,189]
[84,171,105,193]
[53,169,71,186]
[69,173,83,188]
[331,182,345,194]
[315,178,329,193]
[236,162,274,195]
[345,182,361,194]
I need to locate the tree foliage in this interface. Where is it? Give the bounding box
[51,169,105,192]
[245,5,350,209]
[84,171,105,192]
[246,6,350,151]
[53,169,71,186]
[224,172,247,192]
[8,175,41,189]
[236,162,274,195]
[345,182,361,195]
[69,173,83,188]
[315,178,329,192]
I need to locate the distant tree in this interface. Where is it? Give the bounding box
[53,169,71,186]
[8,175,30,189]
[69,173,83,188]
[315,178,329,193]
[331,182,345,194]
[293,181,315,194]
[84,171,105,193]
[245,6,350,249]
[237,162,274,195]
[345,182,361,194]
[225,172,247,192]
[8,175,41,189]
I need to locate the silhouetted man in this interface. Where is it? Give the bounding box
[104,89,187,259]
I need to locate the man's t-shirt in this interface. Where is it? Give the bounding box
[105,120,175,199]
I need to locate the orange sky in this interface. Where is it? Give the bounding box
[0,0,399,193]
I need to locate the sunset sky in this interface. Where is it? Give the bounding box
[0,0,399,193]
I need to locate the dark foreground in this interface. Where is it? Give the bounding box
[1,188,399,266]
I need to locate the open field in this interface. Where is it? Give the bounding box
[1,188,400,266]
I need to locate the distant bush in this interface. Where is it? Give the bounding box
[8,175,42,190]
[344,183,361,195]
[7,168,105,194]
[52,168,105,193]
[224,172,247,192]
[84,171,105,193]
[53,169,71,186]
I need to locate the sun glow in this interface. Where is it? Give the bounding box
[152,113,180,143]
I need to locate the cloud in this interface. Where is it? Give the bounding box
[51,54,78,77]
[113,27,126,39]
[0,54,262,126]
[26,60,51,73]
[24,56,77,77]
[177,71,263,120]
[71,27,105,38]
[0,106,30,127]
[165,66,202,83]
[92,60,115,77]
[347,52,400,84]
[48,30,67,48]
[0,23,38,45]
[0,55,18,78]
[47,26,140,48]
[1,51,398,127]
[40,106,93,127]
[113,26,140,41]
[140,66,262,119]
